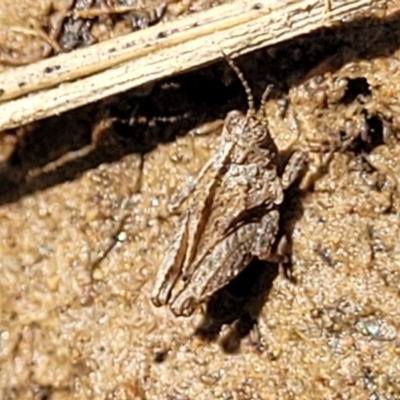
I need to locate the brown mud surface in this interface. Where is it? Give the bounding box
[1,2,400,399]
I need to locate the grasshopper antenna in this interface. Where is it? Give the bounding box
[259,84,274,114]
[222,52,255,116]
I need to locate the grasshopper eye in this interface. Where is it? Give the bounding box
[253,125,268,142]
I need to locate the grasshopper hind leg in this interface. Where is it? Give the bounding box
[151,210,190,307]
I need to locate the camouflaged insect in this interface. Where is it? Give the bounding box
[151,58,307,317]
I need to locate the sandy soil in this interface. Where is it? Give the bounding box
[1,2,400,400]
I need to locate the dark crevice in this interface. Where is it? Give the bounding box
[340,77,371,105]
[346,112,385,155]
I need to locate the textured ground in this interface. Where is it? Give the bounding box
[1,2,400,400]
[0,0,230,70]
